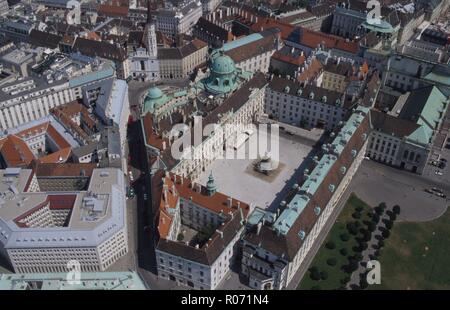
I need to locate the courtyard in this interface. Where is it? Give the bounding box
[197,131,317,211]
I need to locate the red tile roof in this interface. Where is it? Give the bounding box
[251,18,295,39]
[293,27,359,54]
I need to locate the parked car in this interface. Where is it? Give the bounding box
[425,188,434,194]
[435,170,443,176]
[432,187,444,194]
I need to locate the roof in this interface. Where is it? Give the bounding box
[34,163,97,177]
[369,109,419,138]
[98,4,129,17]
[29,30,62,49]
[0,272,147,290]
[155,172,250,265]
[268,76,346,108]
[73,38,127,61]
[400,86,447,145]
[225,33,278,63]
[250,18,295,40]
[287,27,359,54]
[243,107,371,260]
[194,17,231,43]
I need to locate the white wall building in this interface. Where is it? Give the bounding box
[156,1,203,38]
[265,76,349,131]
[0,168,128,273]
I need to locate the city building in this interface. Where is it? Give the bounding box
[158,39,208,80]
[240,106,371,289]
[223,29,281,74]
[0,272,147,290]
[156,1,203,38]
[265,76,350,130]
[129,1,160,82]
[0,0,9,17]
[0,167,128,273]
[154,171,250,289]
[193,17,234,47]
[367,86,448,174]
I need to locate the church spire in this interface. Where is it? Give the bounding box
[206,171,217,196]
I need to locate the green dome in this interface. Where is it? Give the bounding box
[211,54,236,75]
[147,86,163,99]
[203,50,239,95]
[142,86,168,114]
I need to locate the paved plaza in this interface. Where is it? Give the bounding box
[198,131,315,210]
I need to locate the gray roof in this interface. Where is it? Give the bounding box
[0,168,127,249]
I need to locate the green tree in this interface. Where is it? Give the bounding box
[327,258,337,266]
[393,205,401,215]
[325,241,336,250]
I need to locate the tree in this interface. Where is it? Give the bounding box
[346,260,359,273]
[385,220,393,230]
[374,206,384,216]
[379,202,387,210]
[320,271,329,280]
[340,233,350,242]
[326,241,336,250]
[347,222,358,235]
[367,222,376,232]
[362,231,372,242]
[372,213,380,224]
[327,258,337,266]
[393,205,401,215]
[378,240,385,248]
[340,276,351,285]
[355,206,364,212]
[389,213,397,221]
[340,248,348,256]
[352,212,362,219]
[382,230,390,239]
[310,268,321,281]
[359,277,369,289]
[311,285,321,290]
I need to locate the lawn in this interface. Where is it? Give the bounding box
[370,208,450,290]
[298,193,372,290]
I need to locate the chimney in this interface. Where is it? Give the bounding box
[216,229,224,239]
[256,222,262,235]
[163,184,168,203]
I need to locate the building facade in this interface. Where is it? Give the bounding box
[0,168,128,274]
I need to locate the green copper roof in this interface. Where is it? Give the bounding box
[222,33,263,52]
[148,86,163,99]
[406,126,431,146]
[202,50,239,95]
[274,107,369,235]
[143,86,169,114]
[206,171,217,196]
[362,19,394,33]
[424,71,450,86]
[0,272,147,290]
[405,86,447,145]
